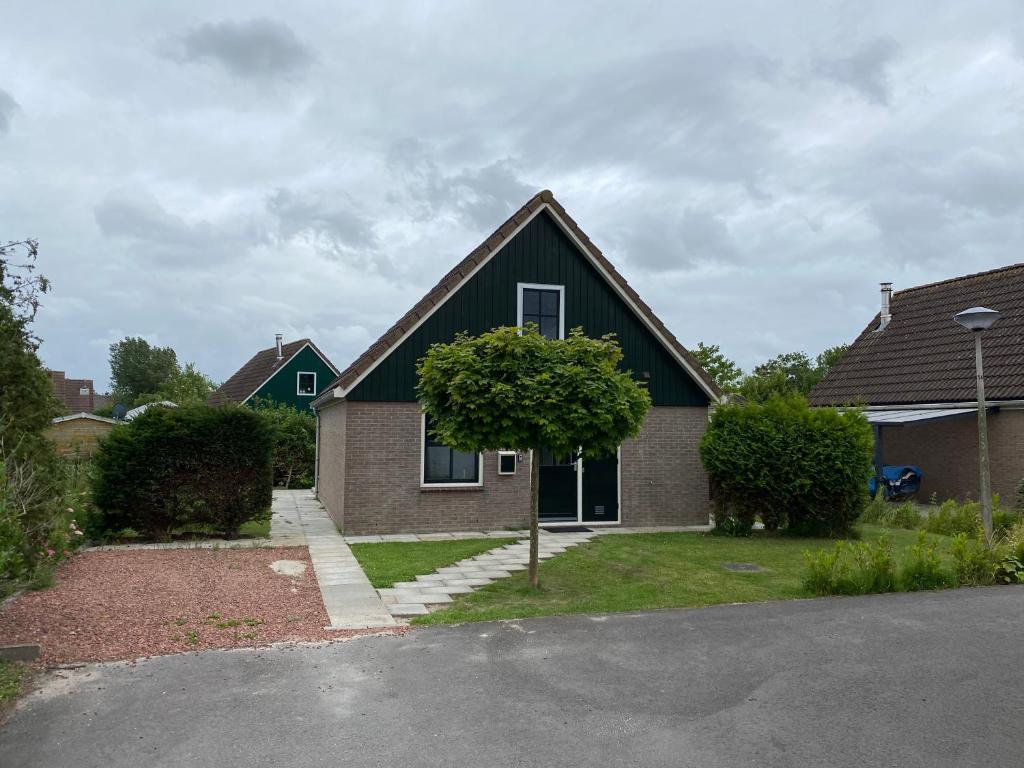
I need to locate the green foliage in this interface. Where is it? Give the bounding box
[0,239,80,593]
[802,537,896,596]
[691,342,743,392]
[108,336,179,405]
[900,530,953,591]
[139,362,217,407]
[711,512,753,537]
[736,345,848,404]
[922,499,983,538]
[699,396,874,537]
[416,326,651,458]
[249,398,316,488]
[858,498,922,529]
[949,533,998,587]
[804,531,959,596]
[92,405,273,540]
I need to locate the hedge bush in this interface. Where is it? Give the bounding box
[249,398,316,489]
[700,395,874,537]
[92,405,272,540]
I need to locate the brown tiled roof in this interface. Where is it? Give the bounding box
[208,339,337,406]
[324,190,720,398]
[808,264,1024,406]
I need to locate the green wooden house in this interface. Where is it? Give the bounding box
[209,336,338,411]
[312,190,721,535]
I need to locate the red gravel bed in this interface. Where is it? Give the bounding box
[0,547,397,665]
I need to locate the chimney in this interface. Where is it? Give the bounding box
[275,333,283,360]
[877,283,893,331]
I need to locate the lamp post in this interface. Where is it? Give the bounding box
[953,306,1001,540]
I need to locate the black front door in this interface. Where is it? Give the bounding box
[538,449,577,521]
[582,452,618,523]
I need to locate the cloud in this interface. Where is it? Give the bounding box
[94,190,264,266]
[164,18,313,79]
[6,0,1024,387]
[0,87,18,133]
[388,139,535,229]
[813,37,901,105]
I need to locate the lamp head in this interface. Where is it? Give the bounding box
[954,306,1000,332]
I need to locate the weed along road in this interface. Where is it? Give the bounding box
[3,587,1024,768]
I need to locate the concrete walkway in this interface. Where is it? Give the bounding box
[271,491,397,630]
[378,531,595,617]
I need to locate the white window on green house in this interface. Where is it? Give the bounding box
[297,371,316,396]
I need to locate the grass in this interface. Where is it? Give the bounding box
[351,537,517,588]
[413,525,956,625]
[0,661,27,716]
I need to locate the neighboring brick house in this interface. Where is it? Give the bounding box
[208,336,339,411]
[809,264,1024,502]
[312,190,721,535]
[48,370,98,413]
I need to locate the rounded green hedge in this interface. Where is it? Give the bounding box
[699,395,874,537]
[92,405,273,540]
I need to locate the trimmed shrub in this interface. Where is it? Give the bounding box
[700,395,874,537]
[92,405,272,540]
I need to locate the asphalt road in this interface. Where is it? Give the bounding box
[3,587,1023,768]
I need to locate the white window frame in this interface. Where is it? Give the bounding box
[420,414,484,488]
[79,386,90,396]
[516,283,565,340]
[296,371,317,396]
[497,450,518,475]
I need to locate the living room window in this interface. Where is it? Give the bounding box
[422,415,482,486]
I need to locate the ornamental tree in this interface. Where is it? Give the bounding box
[416,326,651,587]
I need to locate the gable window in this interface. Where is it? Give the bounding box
[422,415,481,486]
[517,283,564,340]
[297,372,317,396]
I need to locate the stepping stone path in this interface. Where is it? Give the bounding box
[271,490,398,630]
[378,532,595,618]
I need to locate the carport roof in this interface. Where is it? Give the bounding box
[860,407,979,425]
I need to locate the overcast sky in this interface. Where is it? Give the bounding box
[4,1,1023,389]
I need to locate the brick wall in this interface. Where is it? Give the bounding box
[337,401,532,535]
[316,400,347,529]
[881,408,1024,503]
[621,406,712,526]
[45,418,114,457]
[318,400,713,534]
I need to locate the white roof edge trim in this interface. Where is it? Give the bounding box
[334,202,718,402]
[51,412,118,425]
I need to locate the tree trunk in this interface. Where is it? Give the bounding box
[529,446,540,589]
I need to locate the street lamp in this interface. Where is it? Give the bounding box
[954,306,1001,539]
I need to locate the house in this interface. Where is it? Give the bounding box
[808,264,1024,502]
[208,336,339,410]
[48,370,99,413]
[312,190,721,535]
[46,413,118,457]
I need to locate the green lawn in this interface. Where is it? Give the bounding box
[413,525,955,625]
[351,538,517,588]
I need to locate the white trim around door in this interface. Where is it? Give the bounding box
[540,448,622,527]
